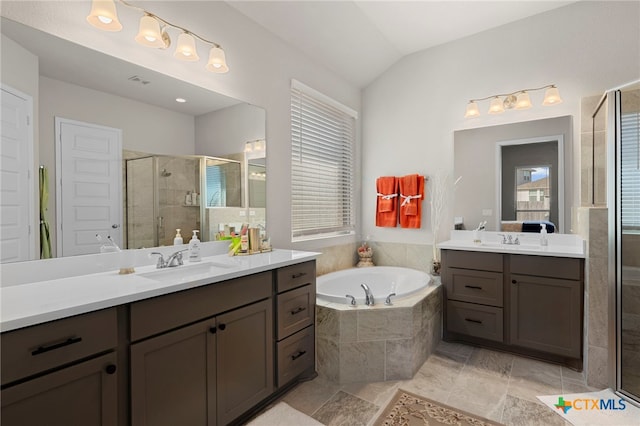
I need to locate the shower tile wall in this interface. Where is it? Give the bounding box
[156,157,200,247]
[126,156,201,249]
[127,157,155,249]
[581,94,607,206]
[576,206,609,388]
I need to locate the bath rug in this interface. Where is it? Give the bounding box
[537,388,640,425]
[373,389,503,426]
[246,401,323,426]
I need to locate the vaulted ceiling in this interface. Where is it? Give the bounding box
[228,1,576,88]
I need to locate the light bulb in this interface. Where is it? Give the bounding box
[87,0,122,31]
[174,33,200,61]
[464,101,480,118]
[206,47,229,73]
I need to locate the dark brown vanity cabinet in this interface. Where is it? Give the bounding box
[130,271,273,426]
[442,249,584,369]
[509,255,583,359]
[275,261,316,388]
[1,308,119,426]
[1,260,317,425]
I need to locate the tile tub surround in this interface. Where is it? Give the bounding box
[316,281,442,384]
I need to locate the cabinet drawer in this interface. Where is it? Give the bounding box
[1,308,117,386]
[131,271,272,341]
[447,301,503,342]
[443,250,503,272]
[277,285,315,340]
[510,255,582,280]
[277,326,314,387]
[445,268,503,307]
[277,261,315,293]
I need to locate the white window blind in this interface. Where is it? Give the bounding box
[621,111,640,230]
[291,80,356,240]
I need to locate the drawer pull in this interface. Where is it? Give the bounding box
[291,272,307,279]
[291,350,307,361]
[218,324,226,331]
[464,285,483,290]
[464,318,483,324]
[105,364,117,375]
[209,326,217,334]
[512,279,517,284]
[31,336,83,356]
[290,306,307,315]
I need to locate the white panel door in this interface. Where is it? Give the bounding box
[56,118,122,257]
[0,86,34,263]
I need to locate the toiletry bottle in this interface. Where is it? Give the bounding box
[540,223,548,246]
[188,230,201,262]
[240,226,249,253]
[173,229,183,245]
[185,192,192,205]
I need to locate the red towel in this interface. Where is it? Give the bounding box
[399,174,424,228]
[376,176,398,227]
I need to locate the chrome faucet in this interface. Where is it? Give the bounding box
[497,233,520,245]
[360,283,374,306]
[150,249,187,268]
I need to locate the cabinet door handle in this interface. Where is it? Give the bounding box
[105,364,117,375]
[464,285,483,290]
[291,350,307,361]
[512,279,517,284]
[218,323,226,331]
[290,306,307,315]
[31,336,82,356]
[209,326,217,334]
[291,272,307,279]
[464,318,483,324]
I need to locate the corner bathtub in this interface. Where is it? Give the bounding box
[316,266,432,306]
[315,266,441,383]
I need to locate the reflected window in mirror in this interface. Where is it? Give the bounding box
[514,166,551,222]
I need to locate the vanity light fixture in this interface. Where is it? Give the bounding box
[87,0,229,73]
[464,84,562,118]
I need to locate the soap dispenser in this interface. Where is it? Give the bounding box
[173,229,183,245]
[540,223,548,247]
[188,230,201,262]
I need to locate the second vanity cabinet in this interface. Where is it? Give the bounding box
[442,249,584,369]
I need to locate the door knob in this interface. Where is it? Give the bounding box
[112,224,119,229]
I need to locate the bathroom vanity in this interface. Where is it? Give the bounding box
[0,250,317,425]
[440,231,585,370]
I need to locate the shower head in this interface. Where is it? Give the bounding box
[160,168,172,177]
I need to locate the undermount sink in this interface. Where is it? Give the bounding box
[139,261,236,283]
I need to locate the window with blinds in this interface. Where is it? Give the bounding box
[621,111,640,231]
[291,80,357,241]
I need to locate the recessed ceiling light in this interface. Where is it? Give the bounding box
[176,98,186,103]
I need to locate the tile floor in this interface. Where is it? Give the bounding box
[281,341,598,425]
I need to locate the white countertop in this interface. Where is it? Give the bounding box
[439,230,585,258]
[1,249,319,333]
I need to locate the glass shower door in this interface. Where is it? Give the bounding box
[616,85,640,403]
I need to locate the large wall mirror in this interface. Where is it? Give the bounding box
[454,116,572,233]
[0,17,266,262]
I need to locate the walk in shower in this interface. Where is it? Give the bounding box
[597,83,640,404]
[124,154,241,249]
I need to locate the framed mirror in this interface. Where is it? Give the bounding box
[454,115,572,233]
[0,17,266,261]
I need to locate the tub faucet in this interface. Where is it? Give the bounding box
[361,283,374,306]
